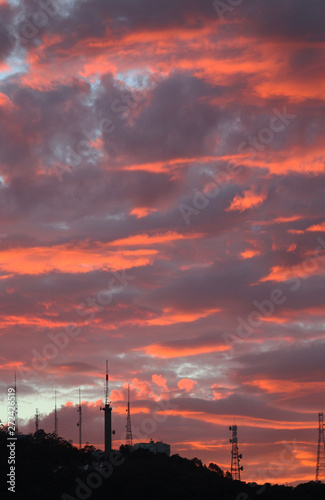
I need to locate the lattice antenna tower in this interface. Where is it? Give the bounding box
[35,409,39,433]
[14,372,18,433]
[77,388,82,449]
[316,412,325,482]
[229,424,243,481]
[126,384,133,446]
[54,389,58,436]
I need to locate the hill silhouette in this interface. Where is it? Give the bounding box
[1,429,325,500]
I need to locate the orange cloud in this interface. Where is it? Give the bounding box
[252,216,305,226]
[0,316,71,328]
[260,257,324,283]
[0,92,14,109]
[0,361,23,370]
[240,249,261,259]
[287,243,297,252]
[306,221,325,232]
[160,409,315,430]
[177,378,197,392]
[120,156,218,173]
[109,231,204,247]
[245,379,325,395]
[140,342,229,358]
[152,374,168,391]
[113,405,150,415]
[226,190,267,212]
[0,243,157,275]
[130,207,159,218]
[145,307,220,326]
[131,378,159,400]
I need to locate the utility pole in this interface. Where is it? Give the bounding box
[229,425,243,481]
[77,388,82,449]
[126,384,133,446]
[316,412,325,482]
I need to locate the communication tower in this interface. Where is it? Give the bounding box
[35,408,39,433]
[54,389,58,436]
[77,388,82,449]
[126,384,133,446]
[100,361,113,453]
[316,412,325,482]
[229,424,243,481]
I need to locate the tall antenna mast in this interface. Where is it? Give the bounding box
[35,409,39,433]
[126,384,133,446]
[77,388,82,449]
[105,360,109,405]
[14,372,18,434]
[54,389,58,436]
[100,360,113,454]
[316,412,325,482]
[229,424,243,481]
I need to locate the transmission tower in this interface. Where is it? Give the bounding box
[126,384,133,446]
[77,388,82,449]
[35,409,39,433]
[316,412,325,482]
[54,389,58,436]
[100,360,113,454]
[14,372,18,433]
[229,424,243,481]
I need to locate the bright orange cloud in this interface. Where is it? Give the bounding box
[287,243,297,252]
[0,92,13,109]
[226,190,267,212]
[245,379,325,395]
[130,207,159,218]
[152,374,168,391]
[177,378,197,392]
[240,249,261,259]
[0,361,23,370]
[306,221,325,232]
[260,256,324,283]
[131,378,159,401]
[145,307,221,326]
[252,216,305,226]
[0,243,157,275]
[109,231,204,247]
[160,409,315,431]
[140,342,229,358]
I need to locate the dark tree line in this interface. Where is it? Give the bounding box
[1,428,325,499]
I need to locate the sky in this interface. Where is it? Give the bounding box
[0,0,325,486]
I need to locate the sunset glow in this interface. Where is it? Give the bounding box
[0,0,324,489]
